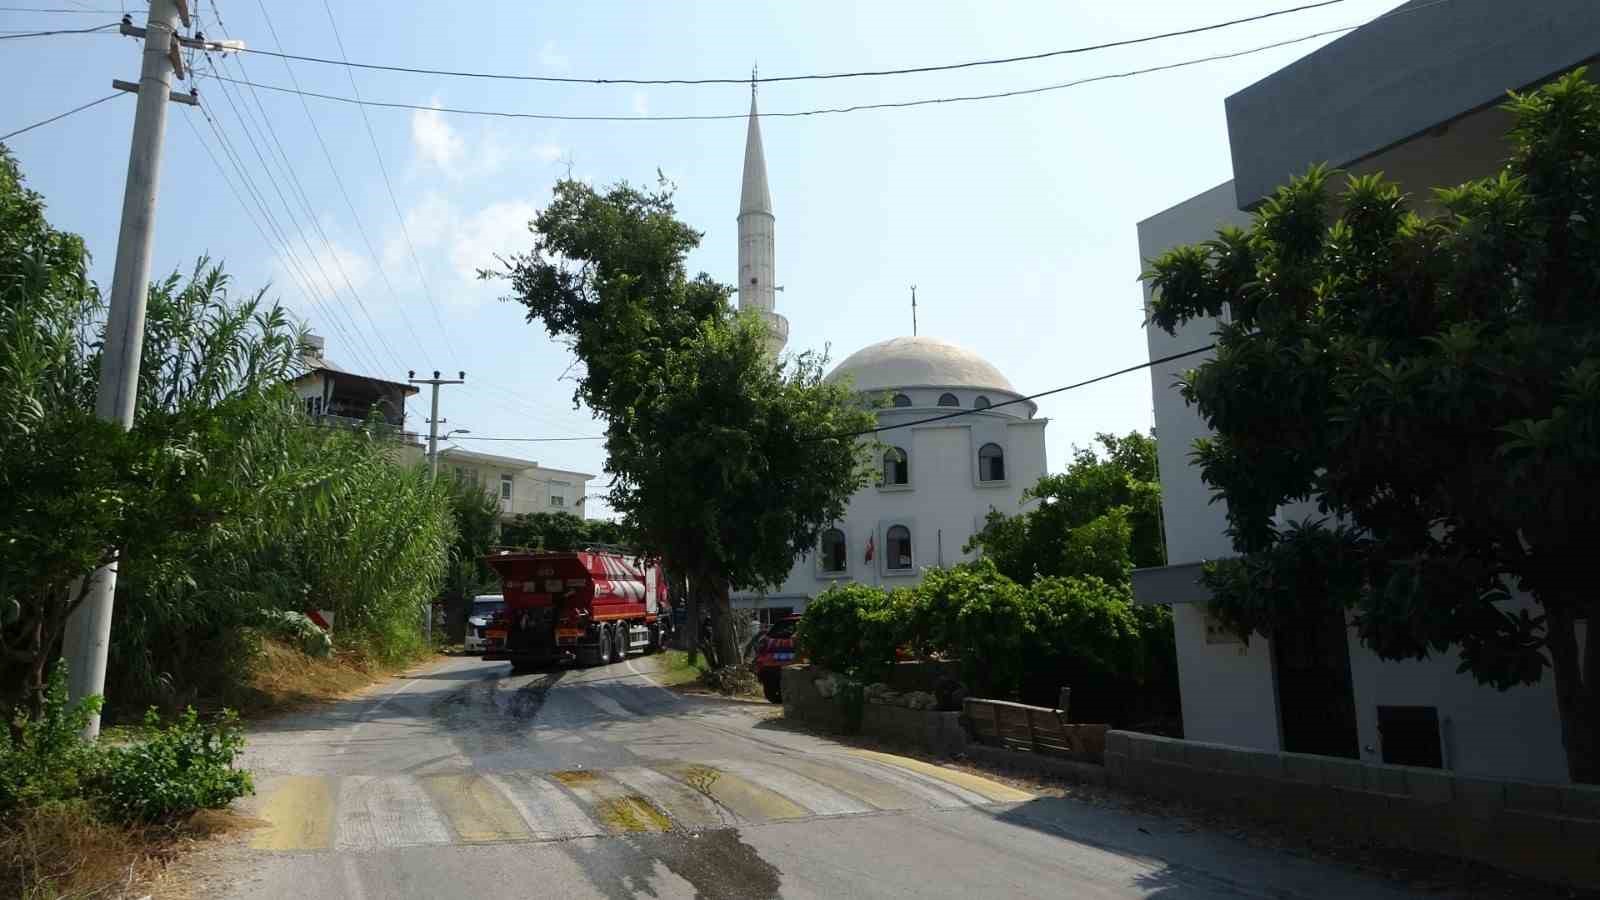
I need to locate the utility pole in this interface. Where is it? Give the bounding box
[409,369,466,480]
[62,0,241,738]
[408,369,464,648]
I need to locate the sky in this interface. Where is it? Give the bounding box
[1,0,1406,518]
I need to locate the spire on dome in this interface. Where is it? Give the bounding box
[739,91,772,217]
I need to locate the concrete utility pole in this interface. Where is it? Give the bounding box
[62,0,229,738]
[409,369,464,647]
[410,369,466,480]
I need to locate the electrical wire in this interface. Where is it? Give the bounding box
[0,91,122,141]
[189,23,1387,124]
[0,18,114,38]
[243,0,433,368]
[0,6,126,13]
[225,1,1350,86]
[319,0,460,363]
[436,343,1219,444]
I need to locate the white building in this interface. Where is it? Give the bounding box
[398,444,596,525]
[730,91,1048,623]
[1132,0,1594,783]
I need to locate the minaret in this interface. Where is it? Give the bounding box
[738,84,788,355]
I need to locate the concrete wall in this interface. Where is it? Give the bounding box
[1104,730,1600,889]
[781,665,967,756]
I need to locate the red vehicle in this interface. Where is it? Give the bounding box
[752,615,804,703]
[482,549,672,672]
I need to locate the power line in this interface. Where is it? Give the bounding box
[0,91,123,141]
[0,6,125,13]
[226,1,1349,86]
[810,343,1218,442]
[244,0,433,367]
[319,0,459,363]
[0,18,114,37]
[438,343,1219,444]
[190,24,1374,124]
[197,55,391,376]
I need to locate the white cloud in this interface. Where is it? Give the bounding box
[631,91,650,116]
[410,103,464,176]
[450,200,539,285]
[538,41,569,71]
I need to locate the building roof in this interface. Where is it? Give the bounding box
[825,335,1017,395]
[289,351,418,395]
[437,446,596,479]
[739,93,772,217]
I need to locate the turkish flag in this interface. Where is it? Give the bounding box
[865,535,875,563]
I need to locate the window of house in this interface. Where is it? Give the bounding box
[550,495,565,508]
[937,392,960,407]
[453,466,466,481]
[819,528,847,573]
[978,442,1006,482]
[974,395,991,410]
[882,447,909,485]
[500,474,513,500]
[886,525,912,570]
[891,393,912,408]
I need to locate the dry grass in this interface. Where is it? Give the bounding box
[222,638,436,720]
[0,803,254,900]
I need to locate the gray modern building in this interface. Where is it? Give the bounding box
[1132,0,1596,783]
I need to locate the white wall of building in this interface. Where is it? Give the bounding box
[1173,604,1282,750]
[740,387,1047,608]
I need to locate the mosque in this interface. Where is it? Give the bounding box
[730,91,1049,623]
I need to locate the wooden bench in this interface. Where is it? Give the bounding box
[962,698,1107,763]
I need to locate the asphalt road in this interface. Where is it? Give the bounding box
[217,653,1417,899]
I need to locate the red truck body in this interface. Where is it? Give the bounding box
[481,549,671,669]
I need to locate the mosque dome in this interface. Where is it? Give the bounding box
[825,336,1017,394]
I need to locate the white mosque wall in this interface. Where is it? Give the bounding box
[735,404,1047,610]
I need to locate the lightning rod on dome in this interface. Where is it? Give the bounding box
[911,285,918,337]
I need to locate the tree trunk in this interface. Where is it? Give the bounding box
[707,575,740,672]
[1546,603,1595,784]
[683,572,701,666]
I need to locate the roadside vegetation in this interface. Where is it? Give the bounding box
[798,431,1178,728]
[1,147,458,892]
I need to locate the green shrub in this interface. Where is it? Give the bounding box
[796,582,896,677]
[95,708,252,824]
[257,610,333,659]
[914,559,1034,696]
[0,667,103,813]
[0,666,252,825]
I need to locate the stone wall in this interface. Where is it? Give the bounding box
[781,665,967,756]
[1105,730,1600,889]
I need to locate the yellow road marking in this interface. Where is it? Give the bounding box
[657,763,808,821]
[250,775,335,850]
[845,749,1034,803]
[548,769,671,833]
[420,774,533,843]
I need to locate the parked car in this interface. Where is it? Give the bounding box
[463,594,506,653]
[752,615,803,703]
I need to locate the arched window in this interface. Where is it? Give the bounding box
[891,393,912,408]
[882,447,909,485]
[978,442,1006,482]
[974,395,991,410]
[937,392,960,407]
[819,528,847,573]
[886,525,912,570]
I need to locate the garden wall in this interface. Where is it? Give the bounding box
[1105,730,1600,889]
[782,665,967,756]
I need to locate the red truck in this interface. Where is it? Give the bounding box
[481,549,672,672]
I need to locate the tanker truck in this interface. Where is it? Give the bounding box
[481,548,671,672]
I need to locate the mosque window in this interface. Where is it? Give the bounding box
[886,525,912,570]
[882,447,909,485]
[978,443,1006,482]
[891,393,912,408]
[819,528,847,573]
[974,395,991,410]
[937,393,960,408]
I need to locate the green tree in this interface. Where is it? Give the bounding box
[1144,70,1600,782]
[489,179,874,665]
[967,430,1163,586]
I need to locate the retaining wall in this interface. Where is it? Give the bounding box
[1105,730,1600,889]
[782,665,967,755]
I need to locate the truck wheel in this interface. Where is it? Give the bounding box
[615,625,629,660]
[760,670,782,704]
